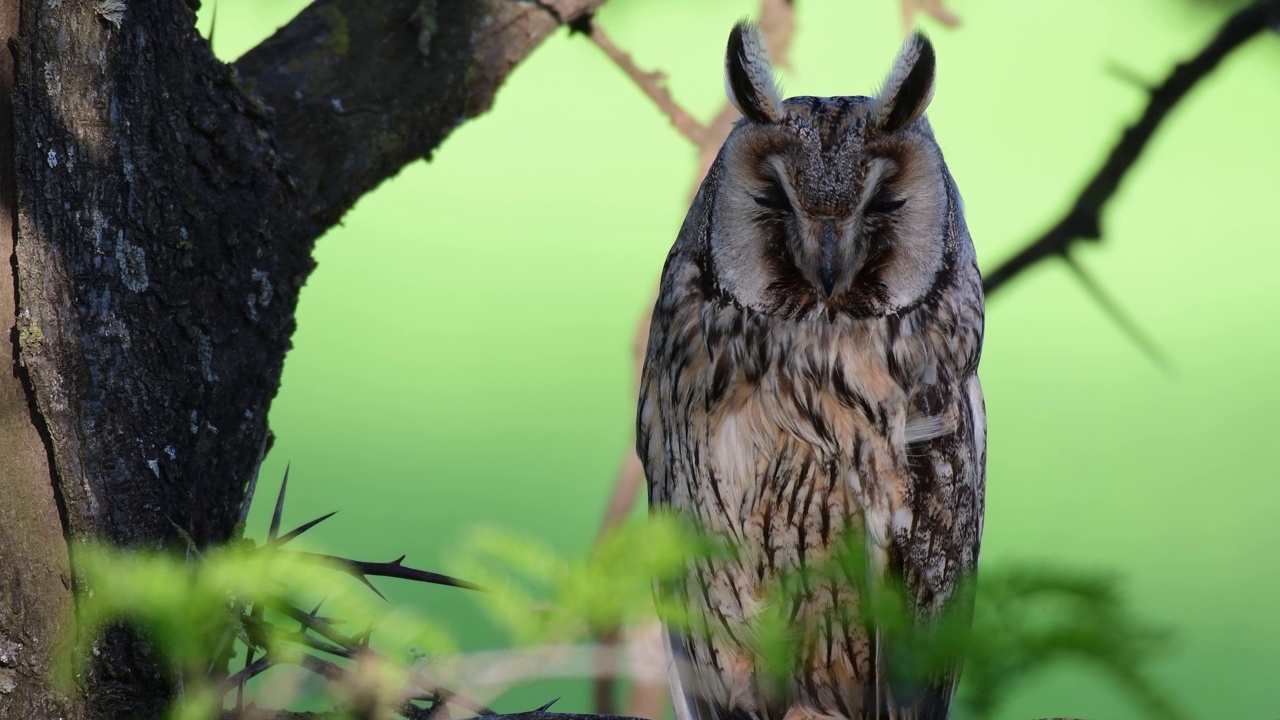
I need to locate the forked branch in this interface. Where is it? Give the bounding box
[235,0,612,238]
[982,0,1280,294]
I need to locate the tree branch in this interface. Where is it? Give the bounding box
[982,0,1280,295]
[579,17,707,145]
[234,0,608,237]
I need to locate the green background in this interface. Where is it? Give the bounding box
[204,1,1280,718]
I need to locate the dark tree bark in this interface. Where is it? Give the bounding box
[0,1,605,718]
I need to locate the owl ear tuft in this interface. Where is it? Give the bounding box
[873,31,936,133]
[724,21,784,124]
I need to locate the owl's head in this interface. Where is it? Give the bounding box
[708,22,956,318]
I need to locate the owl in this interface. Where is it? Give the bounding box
[637,22,985,720]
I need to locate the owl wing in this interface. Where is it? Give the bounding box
[638,151,731,510]
[875,370,984,717]
[637,170,721,720]
[638,161,716,514]
[875,256,986,718]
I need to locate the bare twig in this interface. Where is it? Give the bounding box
[268,511,339,548]
[584,4,800,715]
[579,17,707,145]
[983,0,1280,295]
[1061,254,1171,371]
[278,550,480,596]
[245,611,353,659]
[590,0,798,573]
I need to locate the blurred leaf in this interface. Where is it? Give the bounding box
[72,543,461,719]
[449,512,709,645]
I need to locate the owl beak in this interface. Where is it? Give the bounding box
[819,220,840,296]
[818,219,867,297]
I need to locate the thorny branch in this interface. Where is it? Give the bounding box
[282,550,482,595]
[219,474,497,719]
[982,0,1280,294]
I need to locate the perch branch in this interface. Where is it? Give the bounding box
[982,0,1280,294]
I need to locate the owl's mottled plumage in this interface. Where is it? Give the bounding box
[638,23,985,720]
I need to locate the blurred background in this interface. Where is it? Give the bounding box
[202,1,1279,718]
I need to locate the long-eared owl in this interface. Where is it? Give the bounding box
[637,22,985,720]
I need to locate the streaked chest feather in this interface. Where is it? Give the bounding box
[682,303,929,541]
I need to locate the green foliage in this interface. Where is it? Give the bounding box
[447,512,712,644]
[961,569,1188,720]
[453,520,1191,720]
[72,513,1190,720]
[73,543,459,720]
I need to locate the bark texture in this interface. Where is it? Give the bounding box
[2,0,603,718]
[0,0,77,717]
[234,0,601,233]
[12,1,315,716]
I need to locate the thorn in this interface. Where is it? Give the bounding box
[271,511,338,547]
[1105,60,1152,91]
[392,555,406,565]
[534,698,560,712]
[349,624,372,645]
[309,598,327,617]
[353,572,388,601]
[1061,251,1172,374]
[269,463,290,541]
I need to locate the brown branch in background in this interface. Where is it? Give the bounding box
[900,0,961,35]
[580,19,708,145]
[590,0,798,575]
[982,0,1280,295]
[584,2,798,716]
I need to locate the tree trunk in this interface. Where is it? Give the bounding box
[0,1,605,718]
